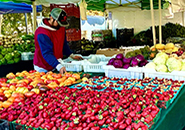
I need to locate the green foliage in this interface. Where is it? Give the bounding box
[1,13,32,36]
[132,22,185,46]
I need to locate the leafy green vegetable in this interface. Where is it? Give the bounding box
[153,52,168,65]
[145,62,156,69]
[14,57,21,63]
[0,58,6,65]
[166,57,182,72]
[4,53,13,60]
[7,59,14,64]
[156,64,168,72]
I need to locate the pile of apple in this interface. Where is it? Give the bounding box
[0,70,81,109]
[0,86,162,130]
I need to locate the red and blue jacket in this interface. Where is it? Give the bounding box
[33,18,72,71]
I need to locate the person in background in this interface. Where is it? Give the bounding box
[33,8,83,74]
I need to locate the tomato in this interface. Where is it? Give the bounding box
[52,73,62,79]
[25,91,35,98]
[65,72,72,78]
[47,82,58,89]
[72,74,81,80]
[7,97,15,103]
[6,73,16,79]
[16,82,27,87]
[0,101,2,108]
[2,101,12,108]
[29,70,37,73]
[31,88,40,94]
[14,97,25,103]
[57,76,67,83]
[11,93,25,99]
[0,78,7,83]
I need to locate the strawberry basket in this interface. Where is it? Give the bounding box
[157,99,171,109]
[9,121,40,130]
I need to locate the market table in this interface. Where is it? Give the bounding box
[69,73,185,130]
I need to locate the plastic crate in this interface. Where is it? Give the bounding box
[143,68,185,81]
[82,54,113,73]
[29,52,34,60]
[103,65,144,79]
[9,121,40,130]
[50,3,80,18]
[157,99,171,109]
[83,60,108,73]
[0,119,9,130]
[66,29,81,41]
[58,58,83,72]
[21,52,30,61]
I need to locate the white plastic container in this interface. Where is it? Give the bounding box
[82,55,113,73]
[103,65,144,79]
[58,58,83,72]
[83,60,108,73]
[21,52,30,61]
[143,68,185,80]
[29,52,34,60]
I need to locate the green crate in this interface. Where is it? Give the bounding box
[153,108,161,123]
[10,121,40,130]
[157,99,171,109]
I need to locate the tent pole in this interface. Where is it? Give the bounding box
[159,0,162,44]
[32,1,37,33]
[150,0,156,46]
[25,13,28,34]
[0,15,2,35]
[183,11,185,26]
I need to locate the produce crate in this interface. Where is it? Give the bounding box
[50,3,80,18]
[157,99,171,109]
[21,52,30,61]
[103,65,144,79]
[9,121,39,130]
[0,119,9,130]
[143,68,185,81]
[66,28,81,41]
[83,61,108,73]
[82,55,113,73]
[58,58,83,72]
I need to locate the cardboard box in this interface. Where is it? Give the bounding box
[96,48,125,57]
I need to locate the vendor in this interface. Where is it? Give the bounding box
[33,8,82,74]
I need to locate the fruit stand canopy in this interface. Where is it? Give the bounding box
[0,0,166,11]
[0,1,42,14]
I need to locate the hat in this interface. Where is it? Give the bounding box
[50,8,69,27]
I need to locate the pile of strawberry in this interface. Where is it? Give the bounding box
[0,85,166,130]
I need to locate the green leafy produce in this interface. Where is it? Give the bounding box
[4,53,13,60]
[145,62,156,69]
[14,57,21,63]
[0,58,6,65]
[166,57,182,72]
[13,51,21,58]
[0,54,3,59]
[7,47,14,53]
[0,46,3,52]
[7,59,14,64]
[1,48,8,56]
[125,51,136,58]
[153,52,168,65]
[156,64,168,72]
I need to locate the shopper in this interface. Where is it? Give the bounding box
[33,8,82,74]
